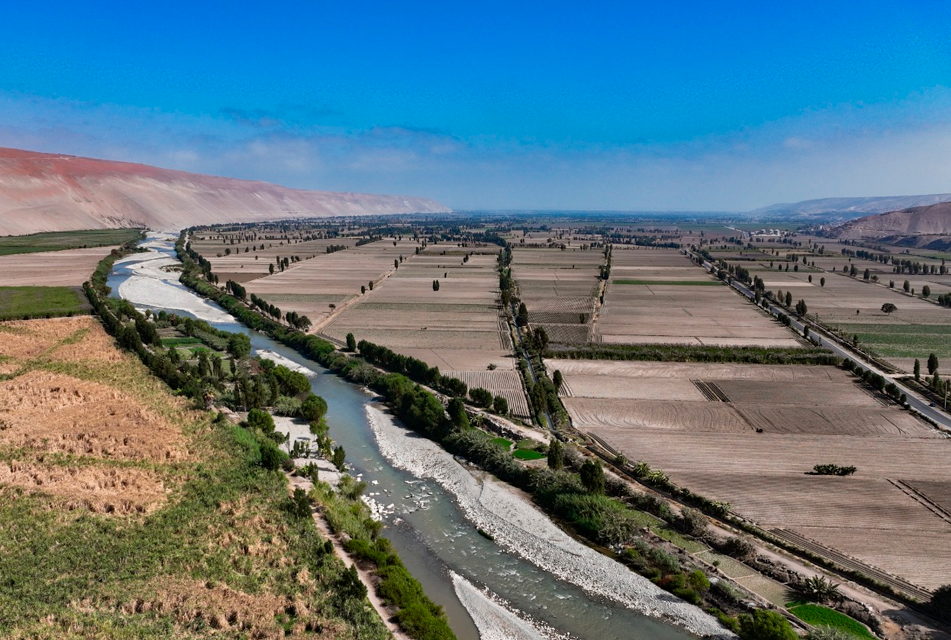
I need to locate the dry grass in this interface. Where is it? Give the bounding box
[0,318,388,640]
[0,317,192,513]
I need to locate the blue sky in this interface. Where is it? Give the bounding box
[2,1,951,210]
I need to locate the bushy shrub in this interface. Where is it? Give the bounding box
[929,584,951,622]
[723,535,756,560]
[678,507,707,537]
[737,609,797,640]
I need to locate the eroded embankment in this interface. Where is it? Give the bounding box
[367,406,732,639]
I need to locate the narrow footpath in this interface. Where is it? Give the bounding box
[287,473,411,640]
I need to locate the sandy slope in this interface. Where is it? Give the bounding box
[0,146,451,235]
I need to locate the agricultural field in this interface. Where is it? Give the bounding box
[0,245,125,286]
[551,357,951,592]
[190,230,358,283]
[0,228,141,256]
[323,244,529,417]
[0,286,89,320]
[737,245,951,371]
[0,316,389,638]
[242,237,421,328]
[594,247,802,348]
[511,246,605,344]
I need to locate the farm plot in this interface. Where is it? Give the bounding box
[442,370,531,417]
[191,234,357,283]
[552,357,951,591]
[0,245,122,286]
[748,265,951,372]
[0,286,89,320]
[323,246,527,416]
[243,238,420,327]
[594,248,801,348]
[0,228,140,256]
[511,247,604,344]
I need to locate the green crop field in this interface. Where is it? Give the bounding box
[836,323,951,358]
[612,280,722,286]
[0,229,143,256]
[513,449,546,460]
[787,602,875,639]
[0,286,89,320]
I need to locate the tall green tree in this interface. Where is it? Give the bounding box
[547,438,564,470]
[447,397,470,430]
[932,584,951,622]
[492,395,508,414]
[580,459,605,494]
[227,333,251,359]
[928,352,939,375]
[301,393,328,422]
[516,302,529,327]
[332,445,347,471]
[914,358,921,381]
[346,332,357,352]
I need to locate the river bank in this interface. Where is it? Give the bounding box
[367,405,731,639]
[108,232,717,640]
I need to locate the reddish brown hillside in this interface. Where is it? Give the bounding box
[0,147,450,235]
[832,202,951,239]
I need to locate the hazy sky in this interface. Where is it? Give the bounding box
[2,0,951,210]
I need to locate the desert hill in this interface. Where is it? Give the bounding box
[750,194,951,220]
[830,202,951,243]
[0,147,450,235]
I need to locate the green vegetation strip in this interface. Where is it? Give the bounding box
[0,286,89,320]
[0,228,143,256]
[549,344,838,365]
[787,602,876,639]
[612,279,722,286]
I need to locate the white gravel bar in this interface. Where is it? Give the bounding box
[451,571,557,640]
[367,405,733,639]
[116,235,236,324]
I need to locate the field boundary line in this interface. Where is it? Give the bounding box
[888,479,951,526]
[768,528,933,602]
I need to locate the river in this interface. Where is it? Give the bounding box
[107,233,721,640]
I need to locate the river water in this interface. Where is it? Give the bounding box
[107,233,712,640]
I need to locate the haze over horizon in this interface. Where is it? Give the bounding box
[2,1,951,211]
